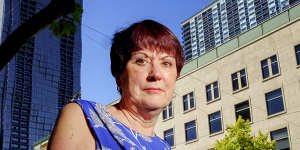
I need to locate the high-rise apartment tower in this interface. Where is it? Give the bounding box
[0,0,82,149]
[182,0,300,61]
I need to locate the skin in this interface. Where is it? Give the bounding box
[48,103,96,150]
[48,49,178,149]
[107,49,178,136]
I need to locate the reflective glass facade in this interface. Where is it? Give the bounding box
[0,0,4,41]
[0,0,82,149]
[181,0,300,61]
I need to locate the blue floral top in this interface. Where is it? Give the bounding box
[73,99,171,150]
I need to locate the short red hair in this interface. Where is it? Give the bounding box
[110,20,184,94]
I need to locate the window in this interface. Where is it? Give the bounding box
[185,120,197,142]
[209,111,222,134]
[271,127,290,150]
[162,101,173,120]
[20,145,28,149]
[164,128,174,147]
[183,92,195,111]
[206,81,220,102]
[295,44,300,66]
[265,89,285,116]
[235,101,251,122]
[231,68,248,92]
[12,144,18,148]
[261,55,280,79]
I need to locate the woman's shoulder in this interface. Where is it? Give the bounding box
[62,102,84,117]
[48,102,96,149]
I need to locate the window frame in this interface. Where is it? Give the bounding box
[162,100,174,121]
[183,92,196,113]
[260,54,281,81]
[234,100,252,122]
[270,127,291,150]
[163,128,175,147]
[184,120,198,143]
[265,88,286,118]
[206,81,221,104]
[208,111,223,135]
[231,68,249,93]
[295,44,300,67]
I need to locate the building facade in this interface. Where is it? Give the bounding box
[156,2,300,150]
[0,0,82,149]
[182,0,300,61]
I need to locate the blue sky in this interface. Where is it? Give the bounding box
[81,0,213,105]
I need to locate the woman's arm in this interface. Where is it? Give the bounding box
[48,103,96,150]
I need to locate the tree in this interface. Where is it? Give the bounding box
[215,116,276,150]
[0,0,83,70]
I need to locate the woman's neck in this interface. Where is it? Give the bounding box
[106,99,161,136]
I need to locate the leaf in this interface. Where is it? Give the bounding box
[49,20,77,37]
[49,21,63,37]
[49,3,83,37]
[72,3,83,25]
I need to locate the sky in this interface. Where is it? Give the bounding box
[81,0,213,105]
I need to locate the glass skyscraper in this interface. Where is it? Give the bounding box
[0,0,82,149]
[182,0,300,61]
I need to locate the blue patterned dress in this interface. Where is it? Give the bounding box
[73,99,171,150]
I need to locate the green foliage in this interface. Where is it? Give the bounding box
[49,20,77,37]
[49,2,83,37]
[215,116,276,150]
[72,3,83,25]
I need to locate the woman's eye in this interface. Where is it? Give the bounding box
[136,59,147,65]
[162,61,172,67]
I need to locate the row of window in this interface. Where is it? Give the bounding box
[58,35,75,109]
[12,3,35,147]
[164,86,286,123]
[164,86,285,134]
[164,120,290,150]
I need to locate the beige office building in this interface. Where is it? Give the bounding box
[155,3,300,150]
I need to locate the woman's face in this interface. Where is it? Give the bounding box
[119,49,177,111]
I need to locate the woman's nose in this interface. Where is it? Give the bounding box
[146,63,162,81]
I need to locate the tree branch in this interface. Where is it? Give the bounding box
[0,0,76,70]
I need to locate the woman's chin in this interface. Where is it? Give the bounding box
[141,98,170,111]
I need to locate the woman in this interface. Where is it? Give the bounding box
[48,20,184,150]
